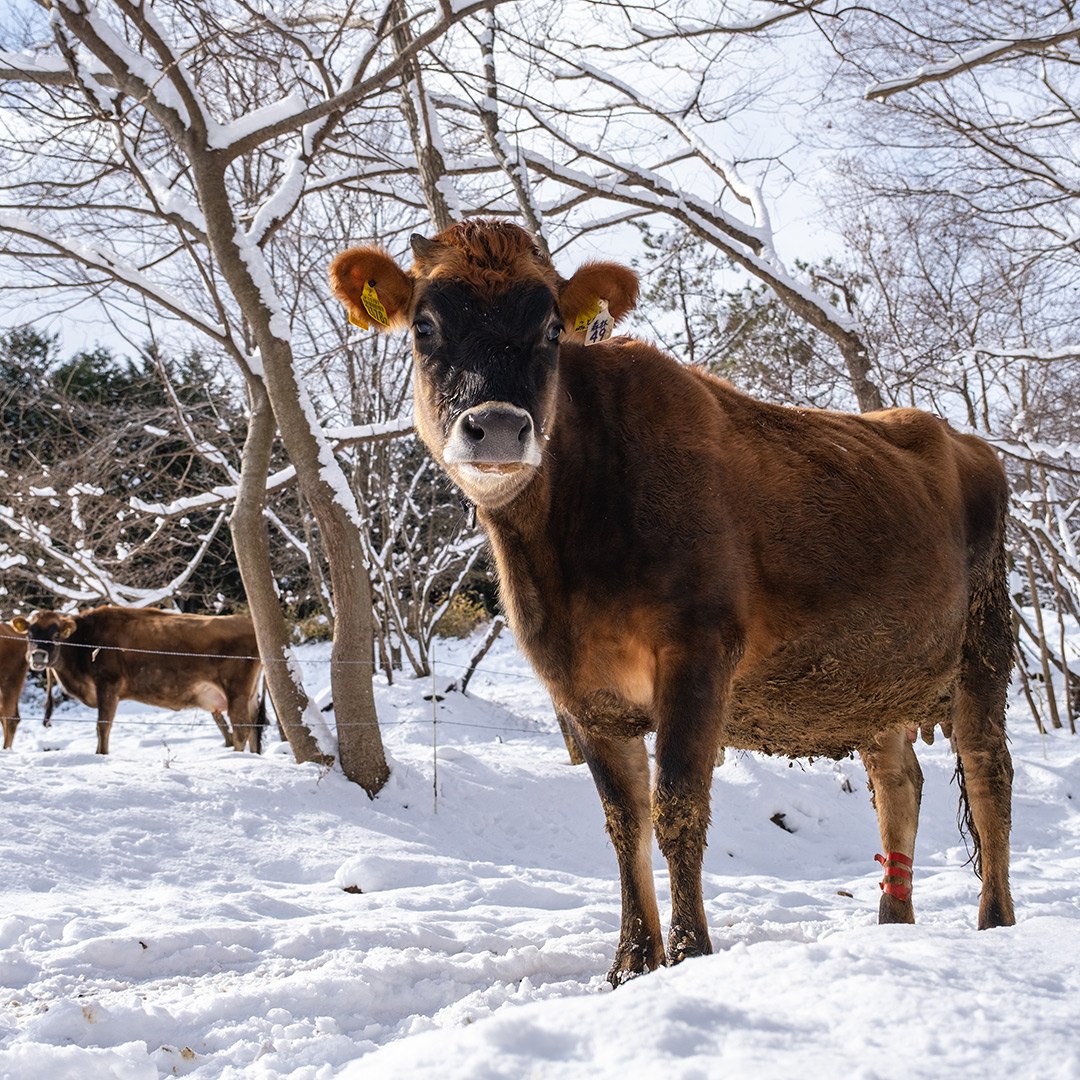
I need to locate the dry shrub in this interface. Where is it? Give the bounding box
[434,594,489,639]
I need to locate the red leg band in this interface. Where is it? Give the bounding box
[875,852,913,902]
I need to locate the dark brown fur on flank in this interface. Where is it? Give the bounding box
[1,622,30,750]
[331,219,1016,986]
[8,606,265,754]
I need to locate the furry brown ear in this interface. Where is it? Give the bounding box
[328,247,414,331]
[9,616,28,635]
[558,261,639,339]
[59,619,76,639]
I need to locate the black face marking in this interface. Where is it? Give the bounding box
[412,281,561,430]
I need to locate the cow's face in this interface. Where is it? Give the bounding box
[330,219,638,510]
[9,611,76,671]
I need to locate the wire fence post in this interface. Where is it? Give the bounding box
[431,643,438,815]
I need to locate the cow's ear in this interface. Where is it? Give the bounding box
[59,619,76,639]
[329,247,414,331]
[558,261,639,340]
[9,616,28,635]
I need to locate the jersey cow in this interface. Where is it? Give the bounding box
[8,607,266,754]
[1,622,30,750]
[330,219,1015,986]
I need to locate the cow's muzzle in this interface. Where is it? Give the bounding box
[28,647,51,671]
[443,402,542,469]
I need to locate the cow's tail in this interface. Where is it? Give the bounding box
[952,754,981,880]
[952,496,1013,882]
[254,677,267,754]
[43,668,55,727]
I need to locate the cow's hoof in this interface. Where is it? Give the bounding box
[666,924,711,966]
[877,893,915,924]
[607,939,664,988]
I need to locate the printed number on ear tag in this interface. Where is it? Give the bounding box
[361,282,389,327]
[583,299,612,346]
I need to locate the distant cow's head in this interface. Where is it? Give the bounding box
[329,219,638,509]
[9,611,76,671]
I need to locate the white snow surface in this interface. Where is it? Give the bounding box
[1,630,1078,1080]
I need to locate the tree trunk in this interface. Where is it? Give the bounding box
[254,333,389,796]
[198,165,389,797]
[231,377,333,766]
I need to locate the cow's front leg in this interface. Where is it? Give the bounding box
[95,682,120,755]
[652,668,725,966]
[2,713,18,750]
[573,723,665,986]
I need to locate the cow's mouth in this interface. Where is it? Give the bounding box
[462,462,525,476]
[29,649,51,671]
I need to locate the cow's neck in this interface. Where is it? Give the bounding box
[477,460,560,650]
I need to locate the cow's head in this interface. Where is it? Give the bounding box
[9,611,76,671]
[329,219,638,509]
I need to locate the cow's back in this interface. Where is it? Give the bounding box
[528,340,1005,756]
[59,607,259,712]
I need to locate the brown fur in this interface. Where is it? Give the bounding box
[331,219,1016,985]
[1,622,29,750]
[8,607,265,754]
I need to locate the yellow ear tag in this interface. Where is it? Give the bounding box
[583,299,612,346]
[348,308,371,330]
[361,281,389,327]
[573,298,601,333]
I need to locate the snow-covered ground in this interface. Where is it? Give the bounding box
[1,630,1078,1080]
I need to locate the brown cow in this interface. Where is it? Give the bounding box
[330,219,1015,986]
[8,606,265,754]
[1,621,30,750]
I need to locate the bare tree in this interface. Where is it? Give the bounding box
[4,0,958,780]
[808,2,1080,729]
[0,0,510,792]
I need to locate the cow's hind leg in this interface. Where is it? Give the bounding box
[860,729,923,924]
[951,687,1014,928]
[227,690,263,753]
[95,684,120,755]
[2,712,18,750]
[574,726,664,986]
[952,534,1015,929]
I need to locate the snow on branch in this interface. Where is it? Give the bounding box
[627,1,830,42]
[0,212,228,343]
[127,416,416,519]
[216,0,518,162]
[0,48,112,86]
[0,499,227,607]
[566,58,772,234]
[865,19,1080,102]
[514,144,862,339]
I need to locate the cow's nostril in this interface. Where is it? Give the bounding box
[463,415,486,443]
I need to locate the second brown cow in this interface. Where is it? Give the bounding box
[8,606,265,754]
[1,621,30,750]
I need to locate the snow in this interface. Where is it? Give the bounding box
[1,630,1079,1080]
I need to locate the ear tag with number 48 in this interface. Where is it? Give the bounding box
[350,281,389,329]
[583,298,612,346]
[361,281,389,326]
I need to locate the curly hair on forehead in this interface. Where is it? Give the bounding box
[411,218,560,299]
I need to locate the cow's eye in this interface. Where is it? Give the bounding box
[545,323,563,342]
[413,319,434,338]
